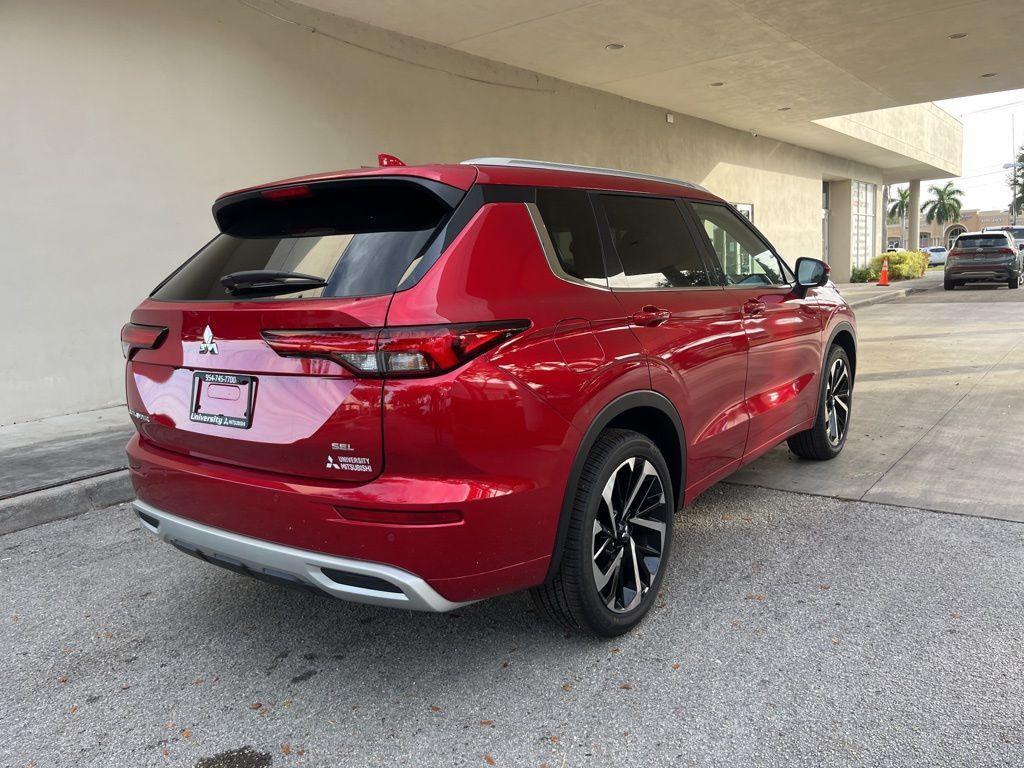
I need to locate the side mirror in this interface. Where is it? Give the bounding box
[795,257,829,295]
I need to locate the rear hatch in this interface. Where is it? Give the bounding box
[951,234,1015,265]
[125,174,469,482]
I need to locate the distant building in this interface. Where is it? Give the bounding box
[887,209,1012,250]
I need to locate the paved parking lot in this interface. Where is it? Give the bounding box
[732,282,1024,521]
[2,485,1023,768]
[2,283,1024,767]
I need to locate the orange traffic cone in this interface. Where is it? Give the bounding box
[877,257,890,286]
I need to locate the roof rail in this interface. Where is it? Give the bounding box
[461,157,709,193]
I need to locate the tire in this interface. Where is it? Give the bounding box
[944,279,955,291]
[531,429,674,637]
[787,344,853,461]
[1009,272,1020,290]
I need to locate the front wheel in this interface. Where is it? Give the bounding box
[532,429,674,637]
[787,345,853,460]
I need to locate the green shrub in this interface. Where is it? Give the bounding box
[868,250,927,281]
[849,266,875,283]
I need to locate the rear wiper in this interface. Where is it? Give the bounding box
[221,270,328,298]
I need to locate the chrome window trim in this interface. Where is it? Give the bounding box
[606,284,725,293]
[466,157,709,193]
[525,202,611,291]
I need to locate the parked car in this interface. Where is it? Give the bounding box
[983,225,1024,253]
[925,246,948,266]
[945,231,1023,290]
[122,157,857,636]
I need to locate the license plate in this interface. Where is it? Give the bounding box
[190,372,256,429]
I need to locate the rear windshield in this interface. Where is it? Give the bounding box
[955,234,1010,249]
[152,179,455,301]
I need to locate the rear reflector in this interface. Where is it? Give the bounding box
[121,322,168,359]
[335,507,463,526]
[261,321,528,378]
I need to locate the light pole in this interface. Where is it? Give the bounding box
[1006,161,1023,226]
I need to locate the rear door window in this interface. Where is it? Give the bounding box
[599,195,711,288]
[153,179,455,301]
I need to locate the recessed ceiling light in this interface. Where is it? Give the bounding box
[948,32,968,39]
[778,106,791,111]
[605,42,625,50]
[710,81,725,87]
[981,72,998,77]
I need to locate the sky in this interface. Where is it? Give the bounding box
[918,88,1024,211]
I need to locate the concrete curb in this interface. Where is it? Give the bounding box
[0,470,133,536]
[845,285,931,309]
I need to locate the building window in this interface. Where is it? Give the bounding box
[851,181,876,268]
[731,203,754,222]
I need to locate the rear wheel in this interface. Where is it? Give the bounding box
[944,278,955,290]
[787,345,853,461]
[1009,271,1020,289]
[532,429,674,637]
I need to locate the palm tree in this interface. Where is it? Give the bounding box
[888,186,910,223]
[1008,145,1024,222]
[921,181,964,226]
[887,186,910,247]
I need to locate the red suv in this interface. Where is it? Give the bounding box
[123,157,856,636]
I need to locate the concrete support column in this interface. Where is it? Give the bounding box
[828,180,853,280]
[908,180,921,252]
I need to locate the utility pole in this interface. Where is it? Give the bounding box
[1004,114,1021,227]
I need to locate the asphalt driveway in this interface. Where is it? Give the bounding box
[2,484,1022,767]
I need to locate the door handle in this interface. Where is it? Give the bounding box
[632,305,672,327]
[743,298,766,317]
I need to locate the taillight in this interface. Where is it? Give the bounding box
[261,321,528,378]
[121,323,168,359]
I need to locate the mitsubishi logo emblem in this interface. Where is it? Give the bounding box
[198,325,219,355]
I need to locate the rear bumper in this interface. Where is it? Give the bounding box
[946,265,1015,282]
[127,433,565,604]
[133,499,468,611]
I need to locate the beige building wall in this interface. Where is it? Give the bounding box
[1,0,886,425]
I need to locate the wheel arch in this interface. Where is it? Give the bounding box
[544,391,685,581]
[827,321,857,379]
